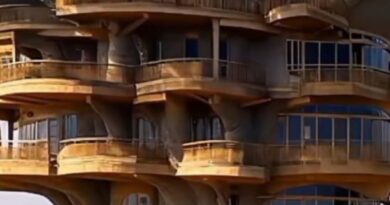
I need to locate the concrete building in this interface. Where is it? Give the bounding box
[0,0,390,204]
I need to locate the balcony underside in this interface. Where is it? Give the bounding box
[136,78,266,100]
[0,160,49,175]
[300,82,390,101]
[266,3,348,31]
[177,165,266,183]
[0,79,135,103]
[57,2,259,21]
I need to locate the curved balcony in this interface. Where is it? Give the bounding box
[270,142,390,180]
[177,140,266,183]
[135,58,266,99]
[0,140,49,175]
[0,60,135,103]
[291,66,390,101]
[56,0,262,19]
[264,0,348,31]
[57,137,172,177]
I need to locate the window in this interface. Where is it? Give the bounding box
[185,37,199,58]
[288,116,301,144]
[192,116,224,141]
[65,114,78,139]
[37,120,48,139]
[305,42,319,65]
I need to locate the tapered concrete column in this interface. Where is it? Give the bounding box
[162,95,191,160]
[87,97,131,139]
[255,101,286,143]
[189,182,218,205]
[212,19,220,79]
[210,96,251,141]
[139,176,197,205]
[108,22,138,65]
[110,181,157,205]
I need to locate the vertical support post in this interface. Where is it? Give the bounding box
[212,19,220,79]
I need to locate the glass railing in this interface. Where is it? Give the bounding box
[181,140,266,167]
[57,0,263,14]
[136,58,265,86]
[0,140,48,161]
[0,60,134,84]
[290,65,390,92]
[270,142,390,165]
[59,137,167,163]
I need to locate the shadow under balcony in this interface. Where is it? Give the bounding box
[290,67,390,101]
[271,142,390,182]
[57,137,172,178]
[176,140,267,183]
[0,140,50,175]
[56,0,262,20]
[0,60,135,104]
[264,0,348,31]
[135,58,266,100]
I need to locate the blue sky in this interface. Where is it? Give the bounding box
[0,192,52,205]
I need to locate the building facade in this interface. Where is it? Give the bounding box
[0,0,389,205]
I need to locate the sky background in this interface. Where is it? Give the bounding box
[0,192,52,205]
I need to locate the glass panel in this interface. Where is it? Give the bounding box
[211,117,223,140]
[38,120,48,139]
[334,118,347,141]
[337,44,350,65]
[277,117,287,144]
[305,42,319,65]
[288,116,301,144]
[220,39,228,60]
[318,118,332,141]
[321,43,336,64]
[303,117,316,144]
[185,38,199,58]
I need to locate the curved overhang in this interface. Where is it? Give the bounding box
[56,1,261,21]
[57,138,173,177]
[0,79,135,103]
[266,3,349,31]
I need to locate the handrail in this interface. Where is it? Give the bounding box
[263,0,335,14]
[136,58,264,85]
[0,60,135,84]
[2,59,134,69]
[58,0,264,15]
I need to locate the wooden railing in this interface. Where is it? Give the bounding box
[263,0,334,14]
[290,66,390,92]
[0,140,48,160]
[182,140,266,166]
[0,60,134,84]
[136,58,265,85]
[58,0,263,14]
[59,137,167,162]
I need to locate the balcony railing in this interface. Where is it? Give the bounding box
[263,0,334,14]
[136,58,265,86]
[0,7,59,25]
[0,60,134,84]
[271,142,390,166]
[59,137,167,162]
[58,0,263,14]
[290,66,390,92]
[0,140,48,160]
[181,140,266,167]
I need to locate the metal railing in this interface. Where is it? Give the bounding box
[182,140,266,166]
[263,0,334,14]
[290,65,390,92]
[58,0,263,14]
[0,7,59,24]
[0,140,48,160]
[59,137,167,162]
[136,58,265,85]
[0,60,134,84]
[270,142,390,166]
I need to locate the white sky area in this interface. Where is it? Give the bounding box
[0,123,49,204]
[0,192,52,205]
